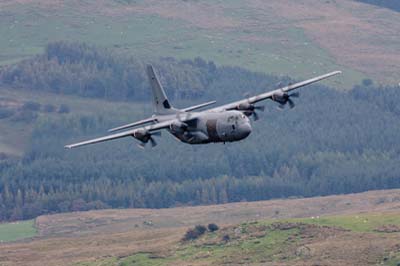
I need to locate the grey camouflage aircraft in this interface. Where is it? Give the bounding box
[65,66,341,149]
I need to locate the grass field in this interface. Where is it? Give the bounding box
[0,219,37,242]
[1,0,399,86]
[0,87,152,155]
[290,213,400,233]
[75,212,400,266]
[1,189,400,266]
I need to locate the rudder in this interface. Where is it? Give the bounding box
[146,65,175,115]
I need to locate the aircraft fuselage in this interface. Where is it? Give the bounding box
[159,110,252,144]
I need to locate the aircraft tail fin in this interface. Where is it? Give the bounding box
[146,65,176,115]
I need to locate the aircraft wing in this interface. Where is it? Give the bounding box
[108,117,156,132]
[208,71,341,112]
[64,120,174,149]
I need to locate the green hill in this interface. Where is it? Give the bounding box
[1,189,400,265]
[98,213,400,266]
[1,0,400,86]
[1,1,400,222]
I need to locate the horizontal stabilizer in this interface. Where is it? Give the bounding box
[181,100,216,112]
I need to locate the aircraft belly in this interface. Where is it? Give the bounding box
[169,129,210,144]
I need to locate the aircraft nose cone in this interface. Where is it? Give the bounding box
[241,122,252,138]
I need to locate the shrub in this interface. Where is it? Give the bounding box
[182,225,207,241]
[58,104,70,113]
[362,78,373,87]
[195,225,207,235]
[222,234,230,242]
[11,110,38,122]
[208,223,219,232]
[22,101,41,111]
[0,108,15,119]
[43,104,56,113]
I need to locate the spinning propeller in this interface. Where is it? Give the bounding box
[272,90,300,109]
[133,130,161,148]
[236,94,265,121]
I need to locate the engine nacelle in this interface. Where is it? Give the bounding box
[236,102,252,111]
[133,129,150,142]
[271,90,289,104]
[169,121,188,134]
[236,101,266,118]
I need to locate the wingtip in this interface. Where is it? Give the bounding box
[326,70,342,77]
[64,145,72,149]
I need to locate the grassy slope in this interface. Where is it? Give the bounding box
[0,87,151,155]
[288,213,400,233]
[77,213,400,266]
[1,0,398,154]
[0,219,37,242]
[1,0,399,86]
[1,189,400,266]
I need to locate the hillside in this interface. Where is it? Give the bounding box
[1,0,400,85]
[1,44,400,221]
[1,189,400,265]
[0,0,400,225]
[1,2,400,264]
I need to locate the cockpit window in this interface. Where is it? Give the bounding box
[229,114,245,122]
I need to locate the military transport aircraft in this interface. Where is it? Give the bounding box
[65,66,341,149]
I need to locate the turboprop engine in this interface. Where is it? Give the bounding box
[169,121,188,134]
[132,129,161,148]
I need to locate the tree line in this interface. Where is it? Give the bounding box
[1,41,273,102]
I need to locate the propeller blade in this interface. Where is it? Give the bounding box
[152,131,161,137]
[254,106,265,111]
[288,99,295,109]
[137,142,146,149]
[149,137,157,147]
[277,104,285,110]
[290,92,300,98]
[252,112,259,121]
